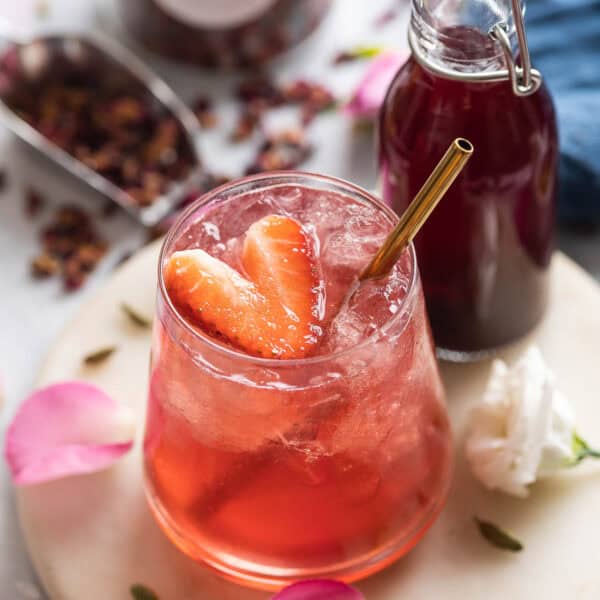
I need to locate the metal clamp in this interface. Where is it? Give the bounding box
[489,9,542,97]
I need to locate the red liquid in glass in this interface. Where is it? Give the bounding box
[144,182,452,588]
[379,41,558,354]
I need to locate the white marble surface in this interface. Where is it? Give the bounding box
[0,1,599,598]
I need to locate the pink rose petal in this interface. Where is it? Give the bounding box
[344,51,408,120]
[271,580,365,600]
[4,381,135,486]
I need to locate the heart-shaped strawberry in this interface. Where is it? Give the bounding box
[164,215,324,359]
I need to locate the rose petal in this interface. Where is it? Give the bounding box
[4,381,135,486]
[271,580,365,600]
[344,51,408,120]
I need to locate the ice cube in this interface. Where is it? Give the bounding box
[321,282,392,354]
[210,192,278,240]
[320,301,369,354]
[269,185,305,215]
[323,229,375,271]
[321,211,388,267]
[333,457,382,505]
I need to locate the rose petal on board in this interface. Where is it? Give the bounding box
[344,51,408,120]
[4,381,135,486]
[271,580,365,600]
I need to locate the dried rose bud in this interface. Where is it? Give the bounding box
[271,128,305,146]
[306,85,336,111]
[280,80,336,126]
[109,97,145,125]
[76,243,107,272]
[246,129,312,174]
[25,189,45,218]
[39,94,60,124]
[41,232,77,259]
[31,253,60,278]
[74,145,92,162]
[300,105,317,126]
[236,76,284,107]
[111,127,143,148]
[125,186,154,207]
[192,96,218,129]
[62,258,87,291]
[121,157,141,184]
[81,146,119,174]
[124,187,145,207]
[62,88,88,110]
[145,118,180,166]
[31,202,108,290]
[233,99,267,142]
[199,111,218,129]
[281,80,313,103]
[281,80,335,106]
[54,205,90,231]
[142,171,166,195]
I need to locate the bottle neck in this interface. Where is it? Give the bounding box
[410,0,517,73]
[408,0,542,95]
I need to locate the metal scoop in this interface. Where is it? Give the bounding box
[0,19,203,227]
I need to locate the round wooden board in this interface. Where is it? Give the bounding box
[16,242,600,600]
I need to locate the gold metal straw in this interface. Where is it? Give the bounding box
[359,137,474,281]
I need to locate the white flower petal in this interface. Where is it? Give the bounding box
[538,391,576,476]
[465,346,577,497]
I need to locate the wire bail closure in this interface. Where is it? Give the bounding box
[408,0,542,97]
[489,0,541,96]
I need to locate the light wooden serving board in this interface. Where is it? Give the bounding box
[16,242,600,599]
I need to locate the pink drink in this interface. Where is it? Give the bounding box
[145,173,452,589]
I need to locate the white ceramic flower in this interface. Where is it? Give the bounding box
[465,346,599,497]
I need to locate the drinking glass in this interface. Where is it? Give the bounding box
[145,172,453,589]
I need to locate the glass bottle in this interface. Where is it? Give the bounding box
[379,0,558,360]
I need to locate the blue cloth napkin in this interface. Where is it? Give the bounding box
[527,0,600,224]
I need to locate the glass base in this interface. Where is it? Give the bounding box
[144,481,450,591]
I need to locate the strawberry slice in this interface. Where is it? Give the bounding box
[242,214,323,328]
[164,215,323,359]
[164,249,276,357]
